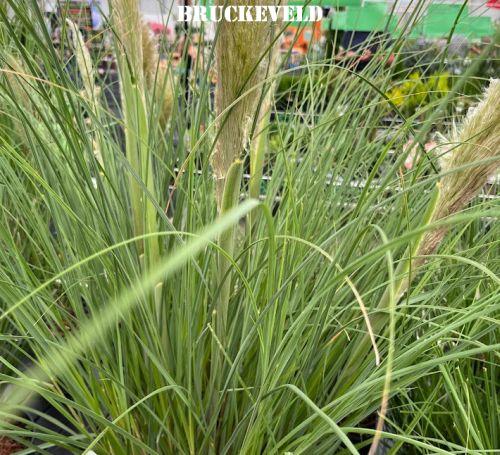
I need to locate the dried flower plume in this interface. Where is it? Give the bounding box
[142,22,156,87]
[418,78,500,259]
[141,22,174,128]
[111,0,144,84]
[212,0,277,210]
[3,57,34,142]
[66,19,95,100]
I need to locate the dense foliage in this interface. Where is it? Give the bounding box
[0,1,498,453]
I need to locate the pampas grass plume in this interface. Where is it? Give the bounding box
[418,78,500,259]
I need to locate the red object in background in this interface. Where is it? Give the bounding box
[282,24,322,54]
[486,0,500,8]
[0,437,23,455]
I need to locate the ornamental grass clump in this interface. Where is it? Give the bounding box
[0,1,499,453]
[337,78,500,395]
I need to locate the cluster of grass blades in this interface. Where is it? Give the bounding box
[0,0,498,453]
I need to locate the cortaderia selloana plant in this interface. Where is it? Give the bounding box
[0,0,499,453]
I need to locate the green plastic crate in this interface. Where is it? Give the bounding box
[286,0,357,24]
[386,15,399,33]
[426,3,467,18]
[421,3,469,38]
[330,10,347,30]
[407,22,423,39]
[329,4,398,33]
[456,16,495,39]
[343,2,389,32]
[321,17,331,31]
[327,0,362,7]
[423,17,467,37]
[288,0,361,6]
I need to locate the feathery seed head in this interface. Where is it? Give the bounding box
[142,22,157,88]
[435,79,499,220]
[66,19,95,100]
[158,65,174,129]
[211,0,278,209]
[140,23,173,127]
[110,0,144,83]
[418,78,500,258]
